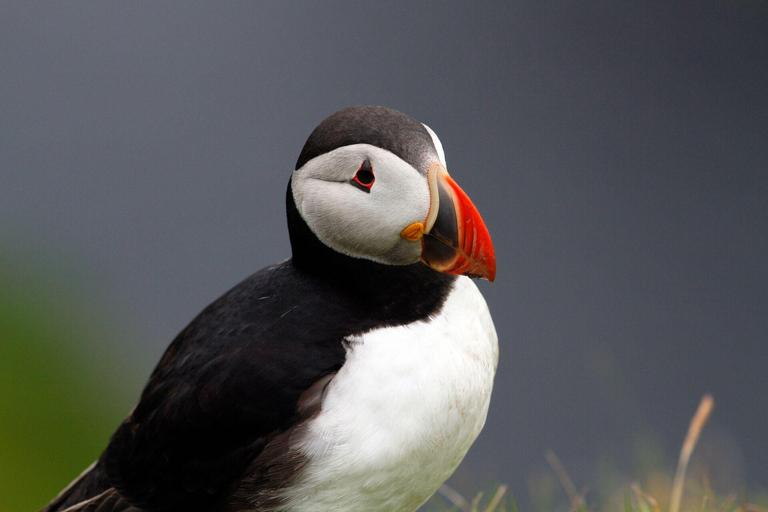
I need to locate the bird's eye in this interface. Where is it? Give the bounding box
[351,160,375,192]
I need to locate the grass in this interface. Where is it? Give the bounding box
[428,395,767,512]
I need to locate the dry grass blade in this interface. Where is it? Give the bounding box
[703,473,717,511]
[545,449,585,510]
[700,495,709,512]
[485,485,508,512]
[670,394,715,512]
[718,494,736,512]
[632,483,661,512]
[470,491,484,512]
[438,484,472,512]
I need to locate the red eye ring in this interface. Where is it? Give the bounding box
[351,160,375,192]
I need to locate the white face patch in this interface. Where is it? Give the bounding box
[291,144,430,265]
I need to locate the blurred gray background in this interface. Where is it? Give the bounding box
[1,1,766,508]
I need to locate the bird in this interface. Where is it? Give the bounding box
[41,105,498,512]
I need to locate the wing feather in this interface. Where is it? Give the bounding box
[101,262,346,511]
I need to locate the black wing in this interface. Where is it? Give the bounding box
[100,262,347,511]
[54,488,140,512]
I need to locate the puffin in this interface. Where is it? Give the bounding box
[42,105,498,512]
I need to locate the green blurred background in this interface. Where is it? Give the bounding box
[0,253,138,511]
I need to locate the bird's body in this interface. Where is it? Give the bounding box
[278,276,496,512]
[42,106,497,512]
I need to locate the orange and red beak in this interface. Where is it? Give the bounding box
[402,162,496,282]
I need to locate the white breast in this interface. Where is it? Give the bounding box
[282,276,498,512]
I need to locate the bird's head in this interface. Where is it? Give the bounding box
[289,105,495,282]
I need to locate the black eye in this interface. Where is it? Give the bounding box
[351,160,375,192]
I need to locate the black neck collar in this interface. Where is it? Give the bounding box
[286,181,456,323]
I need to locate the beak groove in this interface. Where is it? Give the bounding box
[419,162,496,282]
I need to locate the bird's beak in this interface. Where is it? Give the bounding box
[402,162,496,282]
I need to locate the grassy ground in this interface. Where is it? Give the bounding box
[431,476,767,512]
[427,395,767,512]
